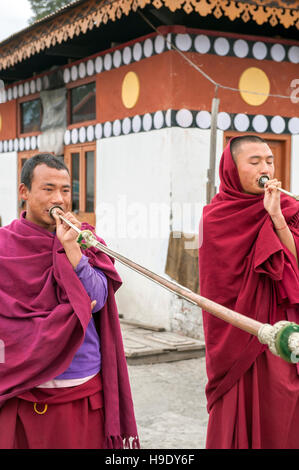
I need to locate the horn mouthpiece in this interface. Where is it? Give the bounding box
[49,205,64,219]
[258,176,270,188]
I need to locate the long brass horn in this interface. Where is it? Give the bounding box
[49,205,299,364]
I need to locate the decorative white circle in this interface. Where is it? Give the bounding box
[0,141,2,153]
[87,125,94,141]
[0,89,6,103]
[14,138,19,152]
[7,88,12,101]
[270,115,285,134]
[270,44,285,62]
[37,134,41,149]
[25,136,31,151]
[104,53,112,71]
[194,35,210,54]
[195,111,211,129]
[18,84,24,98]
[132,115,141,133]
[36,77,42,92]
[19,137,25,152]
[196,110,211,129]
[217,112,231,130]
[95,123,102,139]
[71,127,79,144]
[176,109,193,128]
[288,46,299,64]
[288,117,299,134]
[252,42,267,60]
[143,38,153,58]
[71,65,78,82]
[133,42,142,61]
[214,37,230,56]
[13,86,18,100]
[166,33,172,50]
[252,114,268,133]
[79,126,86,143]
[87,59,95,76]
[113,50,122,68]
[103,121,112,138]
[8,139,13,152]
[31,135,37,150]
[64,129,71,146]
[24,82,30,96]
[175,34,192,52]
[154,35,165,54]
[113,119,121,136]
[234,113,250,132]
[143,113,152,132]
[30,80,36,94]
[63,68,70,83]
[122,117,131,135]
[3,141,8,153]
[233,39,249,58]
[95,56,103,74]
[79,62,86,79]
[122,47,132,65]
[165,109,172,127]
[153,111,164,129]
[43,75,49,90]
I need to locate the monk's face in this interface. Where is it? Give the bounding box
[19,164,72,231]
[234,142,275,195]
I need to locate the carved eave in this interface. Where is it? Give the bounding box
[0,0,298,72]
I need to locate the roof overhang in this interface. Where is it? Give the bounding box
[0,0,298,83]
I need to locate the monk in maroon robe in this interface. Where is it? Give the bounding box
[199,135,299,449]
[0,153,139,449]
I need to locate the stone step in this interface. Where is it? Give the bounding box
[120,320,205,365]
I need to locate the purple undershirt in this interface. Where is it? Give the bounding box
[54,255,107,380]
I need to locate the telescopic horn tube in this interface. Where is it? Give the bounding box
[48,205,299,363]
[258,176,299,201]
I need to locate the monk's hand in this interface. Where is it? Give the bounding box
[91,300,97,311]
[52,210,83,268]
[52,210,82,247]
[263,178,282,218]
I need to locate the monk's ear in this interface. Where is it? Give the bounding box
[19,183,29,201]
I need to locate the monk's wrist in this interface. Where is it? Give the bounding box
[271,213,286,230]
[63,241,82,268]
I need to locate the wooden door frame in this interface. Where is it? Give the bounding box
[224,131,291,190]
[64,142,96,226]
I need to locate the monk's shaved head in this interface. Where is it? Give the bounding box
[230,135,267,163]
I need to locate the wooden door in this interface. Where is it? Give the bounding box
[224,132,291,190]
[64,143,96,226]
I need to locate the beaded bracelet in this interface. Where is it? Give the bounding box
[275,224,287,231]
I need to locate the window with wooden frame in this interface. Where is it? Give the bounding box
[64,144,96,226]
[19,97,42,135]
[69,81,96,125]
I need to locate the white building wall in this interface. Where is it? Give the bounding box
[0,152,18,227]
[95,127,223,333]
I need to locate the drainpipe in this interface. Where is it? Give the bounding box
[206,87,219,204]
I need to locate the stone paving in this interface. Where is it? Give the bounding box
[127,356,209,449]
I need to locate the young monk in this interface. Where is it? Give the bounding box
[0,153,139,449]
[199,135,299,449]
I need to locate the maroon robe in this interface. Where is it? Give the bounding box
[199,139,299,449]
[0,214,139,449]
